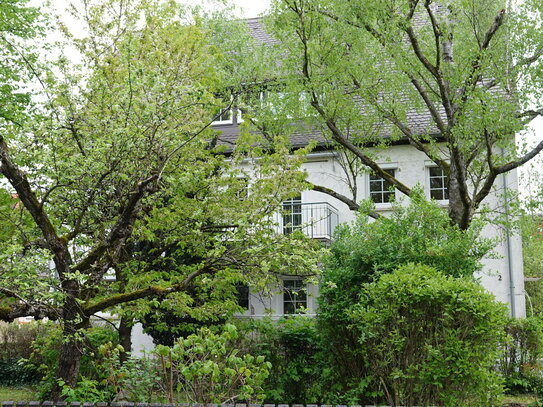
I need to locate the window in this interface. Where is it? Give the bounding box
[369,170,396,203]
[236,284,249,310]
[212,106,233,125]
[283,279,307,314]
[429,167,449,200]
[236,177,248,200]
[282,196,302,234]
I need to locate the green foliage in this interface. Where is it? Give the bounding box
[0,322,44,386]
[328,192,493,281]
[154,324,270,403]
[236,317,329,404]
[246,0,543,229]
[24,323,119,399]
[59,342,160,402]
[0,0,323,394]
[0,321,43,360]
[0,0,45,125]
[318,194,494,395]
[522,214,543,317]
[59,377,112,403]
[351,264,508,407]
[498,316,543,395]
[0,359,38,386]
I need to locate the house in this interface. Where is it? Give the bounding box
[211,107,526,320]
[131,14,527,354]
[209,17,526,320]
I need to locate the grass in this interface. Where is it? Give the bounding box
[0,386,39,402]
[502,393,539,406]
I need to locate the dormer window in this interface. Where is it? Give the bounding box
[212,106,233,125]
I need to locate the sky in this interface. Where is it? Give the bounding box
[224,0,270,17]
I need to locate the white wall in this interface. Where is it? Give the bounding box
[247,144,526,318]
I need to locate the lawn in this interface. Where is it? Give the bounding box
[0,386,39,402]
[502,394,539,406]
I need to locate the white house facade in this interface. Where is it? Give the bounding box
[230,143,526,321]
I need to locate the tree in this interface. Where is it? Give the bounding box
[521,213,543,316]
[246,0,543,229]
[0,0,322,398]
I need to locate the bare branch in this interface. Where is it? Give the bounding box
[310,183,381,220]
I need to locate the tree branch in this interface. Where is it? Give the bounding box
[457,9,506,103]
[0,136,72,276]
[72,174,158,273]
[310,183,381,219]
[83,265,210,316]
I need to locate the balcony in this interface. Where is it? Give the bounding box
[275,201,339,242]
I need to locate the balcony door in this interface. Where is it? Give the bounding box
[282,196,302,235]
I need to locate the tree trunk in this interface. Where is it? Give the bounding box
[447,161,472,230]
[118,315,133,363]
[50,293,88,401]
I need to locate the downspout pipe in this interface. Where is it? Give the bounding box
[501,148,516,318]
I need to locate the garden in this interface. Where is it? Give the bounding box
[2,0,543,405]
[2,198,543,406]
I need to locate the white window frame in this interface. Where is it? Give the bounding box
[367,164,398,208]
[212,106,234,125]
[282,278,307,315]
[425,162,449,203]
[282,196,303,235]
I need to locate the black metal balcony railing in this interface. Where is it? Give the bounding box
[275,201,339,241]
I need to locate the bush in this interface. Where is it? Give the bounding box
[0,358,39,386]
[318,194,494,395]
[235,317,330,404]
[24,322,120,399]
[0,321,43,360]
[498,316,543,395]
[60,342,160,402]
[350,264,508,406]
[154,323,270,403]
[0,321,44,385]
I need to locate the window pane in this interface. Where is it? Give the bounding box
[383,190,395,202]
[429,167,442,177]
[430,177,443,189]
[283,279,307,314]
[429,167,449,201]
[430,189,444,200]
[236,284,249,309]
[370,170,395,203]
[283,196,302,234]
[284,302,296,314]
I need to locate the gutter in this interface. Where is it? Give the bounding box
[501,148,516,318]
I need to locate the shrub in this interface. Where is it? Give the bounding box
[0,358,39,386]
[235,317,330,404]
[350,264,508,406]
[318,194,494,395]
[154,323,271,403]
[24,322,120,399]
[498,316,543,395]
[0,321,43,360]
[0,321,43,385]
[59,342,161,402]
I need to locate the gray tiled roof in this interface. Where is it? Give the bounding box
[214,17,445,149]
[245,17,279,45]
